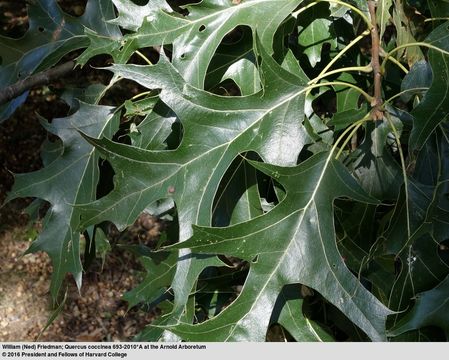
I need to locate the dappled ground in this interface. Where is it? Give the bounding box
[0,227,51,341]
[0,0,163,341]
[0,218,161,341]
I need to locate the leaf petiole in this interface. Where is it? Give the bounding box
[305,81,374,103]
[333,113,371,159]
[114,90,154,112]
[424,17,449,22]
[380,52,409,74]
[384,87,429,104]
[308,65,373,85]
[385,112,411,254]
[382,42,449,70]
[135,50,153,65]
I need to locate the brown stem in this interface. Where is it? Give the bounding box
[368,1,383,120]
[0,60,75,106]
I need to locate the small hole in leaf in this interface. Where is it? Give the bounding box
[118,39,127,52]
[38,26,45,32]
[251,255,259,263]
[199,25,206,32]
[180,53,186,60]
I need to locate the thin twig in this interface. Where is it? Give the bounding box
[368,1,383,120]
[0,60,75,106]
